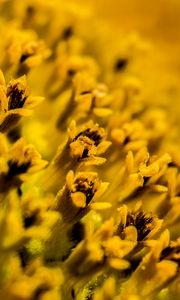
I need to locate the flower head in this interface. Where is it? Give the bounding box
[0,1,179,300]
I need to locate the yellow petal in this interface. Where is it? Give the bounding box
[90,202,112,210]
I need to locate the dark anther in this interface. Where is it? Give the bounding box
[123,136,130,145]
[81,148,89,159]
[126,214,134,226]
[143,176,149,185]
[114,58,128,72]
[73,131,84,141]
[160,246,173,260]
[69,221,84,244]
[74,178,96,205]
[17,187,22,197]
[20,53,33,63]
[85,187,95,205]
[7,84,27,110]
[85,130,102,146]
[24,214,37,228]
[68,69,76,77]
[71,288,75,299]
[73,128,103,159]
[119,212,153,241]
[62,26,74,40]
[80,90,92,95]
[74,129,102,147]
[18,247,29,268]
[160,245,180,266]
[134,212,153,241]
[168,162,177,167]
[7,160,31,178]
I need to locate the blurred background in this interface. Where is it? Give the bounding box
[78,0,180,71]
[75,0,180,121]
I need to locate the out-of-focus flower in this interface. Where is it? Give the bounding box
[0,138,48,192]
[0,258,63,300]
[0,24,51,76]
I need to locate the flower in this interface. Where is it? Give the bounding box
[0,71,43,132]
[41,120,111,193]
[67,120,111,164]
[53,170,110,224]
[0,258,63,300]
[0,24,51,75]
[119,230,179,300]
[117,204,163,242]
[0,138,48,192]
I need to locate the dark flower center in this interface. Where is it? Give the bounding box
[119,211,153,241]
[72,178,96,205]
[74,128,102,146]
[7,84,27,110]
[7,160,31,178]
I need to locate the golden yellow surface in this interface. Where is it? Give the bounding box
[83,0,180,119]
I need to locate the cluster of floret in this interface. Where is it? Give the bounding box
[0,1,179,300]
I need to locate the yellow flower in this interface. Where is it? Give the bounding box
[119,230,179,300]
[0,71,43,132]
[67,120,111,164]
[0,258,63,300]
[0,138,48,192]
[54,170,110,224]
[117,204,163,242]
[0,24,51,75]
